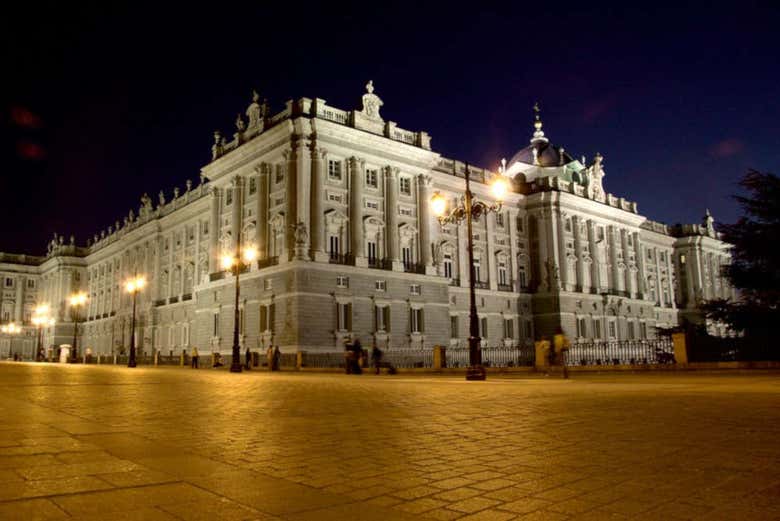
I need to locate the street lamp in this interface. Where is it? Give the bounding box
[222,243,257,373]
[69,292,88,363]
[31,304,55,362]
[125,276,146,368]
[431,164,508,380]
[1,322,21,358]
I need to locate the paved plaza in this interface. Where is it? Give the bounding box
[0,364,778,520]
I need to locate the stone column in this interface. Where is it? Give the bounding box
[14,276,24,322]
[487,213,498,290]
[587,220,602,291]
[350,157,366,267]
[537,210,550,291]
[417,175,436,275]
[230,176,243,252]
[155,236,164,300]
[208,187,221,274]
[508,211,519,291]
[556,211,569,291]
[284,144,299,261]
[572,216,585,292]
[256,164,269,261]
[457,214,469,288]
[309,146,327,262]
[620,230,634,298]
[666,250,676,309]
[654,247,663,306]
[608,226,619,292]
[384,167,402,270]
[633,232,646,299]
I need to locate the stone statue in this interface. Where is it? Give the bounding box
[291,221,308,246]
[361,80,384,120]
[212,130,224,160]
[69,235,74,245]
[173,187,180,199]
[185,179,192,192]
[587,152,605,201]
[200,173,207,185]
[246,90,262,128]
[128,209,135,222]
[158,190,166,207]
[704,209,715,237]
[235,113,245,133]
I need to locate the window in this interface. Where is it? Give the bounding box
[26,279,35,289]
[329,236,340,258]
[365,200,379,210]
[2,311,9,322]
[365,169,378,188]
[249,177,257,195]
[496,213,504,228]
[399,176,411,196]
[597,227,605,241]
[263,279,272,290]
[450,315,458,338]
[473,259,481,282]
[627,321,635,340]
[336,276,349,289]
[239,308,245,335]
[375,280,386,292]
[516,216,524,233]
[518,266,527,290]
[213,313,219,337]
[225,190,233,206]
[328,160,342,180]
[410,308,424,333]
[503,318,514,339]
[480,317,488,338]
[399,206,413,216]
[4,278,12,287]
[680,254,686,264]
[375,305,390,332]
[367,241,377,264]
[593,319,602,339]
[337,302,352,331]
[565,218,572,232]
[640,321,648,339]
[498,261,508,286]
[327,193,343,203]
[402,246,412,267]
[608,320,617,339]
[275,165,284,184]
[259,303,275,332]
[577,317,588,338]
[444,255,453,279]
[202,221,209,236]
[660,251,666,262]
[410,284,421,296]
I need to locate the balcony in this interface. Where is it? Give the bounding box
[403,262,426,274]
[329,253,355,266]
[368,257,393,270]
[209,271,225,282]
[169,296,179,304]
[182,293,192,301]
[257,256,279,269]
[154,299,167,307]
[474,281,490,290]
[497,283,514,292]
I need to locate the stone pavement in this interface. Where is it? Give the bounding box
[0,364,779,521]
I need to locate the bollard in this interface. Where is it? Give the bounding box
[433,345,446,370]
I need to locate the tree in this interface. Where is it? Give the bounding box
[701,170,780,341]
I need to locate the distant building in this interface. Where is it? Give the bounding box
[0,83,735,358]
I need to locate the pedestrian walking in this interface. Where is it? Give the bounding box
[371,345,383,375]
[553,327,571,379]
[266,345,274,370]
[272,345,281,371]
[245,347,251,370]
[191,346,199,368]
[349,338,363,375]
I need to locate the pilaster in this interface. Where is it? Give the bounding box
[350,157,366,267]
[256,163,270,261]
[208,187,221,274]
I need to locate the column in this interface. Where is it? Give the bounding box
[633,232,646,299]
[284,144,299,261]
[508,210,519,291]
[608,225,619,292]
[309,146,327,262]
[14,276,24,322]
[487,213,498,290]
[572,216,585,292]
[208,187,221,273]
[155,236,164,300]
[230,176,243,252]
[417,175,435,274]
[350,157,366,267]
[256,163,270,261]
[666,250,676,309]
[587,220,601,291]
[654,246,662,306]
[620,230,633,298]
[384,166,401,270]
[457,214,469,288]
[537,211,551,291]
[556,211,569,291]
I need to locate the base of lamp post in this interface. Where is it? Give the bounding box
[229,361,243,373]
[230,348,243,373]
[465,365,486,381]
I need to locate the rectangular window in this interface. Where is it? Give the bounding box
[565,218,572,232]
[640,321,648,339]
[518,266,527,290]
[480,317,488,338]
[525,320,533,339]
[399,207,413,216]
[577,317,588,338]
[275,165,284,184]
[450,315,458,338]
[26,279,35,289]
[410,308,424,333]
[337,302,352,331]
[213,313,219,337]
[365,200,379,210]
[496,213,504,227]
[402,246,412,266]
[329,236,340,258]
[498,262,507,286]
[598,227,605,241]
[608,320,617,339]
[336,276,349,289]
[474,260,481,282]
[259,303,275,332]
[328,160,342,180]
[327,193,342,203]
[4,278,12,287]
[627,321,635,340]
[263,279,272,290]
[503,318,514,339]
[375,280,386,291]
[593,319,602,339]
[647,248,653,260]
[367,241,377,264]
[399,176,412,196]
[202,221,209,236]
[365,169,378,188]
[444,255,453,279]
[225,190,233,206]
[375,305,390,332]
[516,216,524,233]
[249,177,257,195]
[410,284,421,296]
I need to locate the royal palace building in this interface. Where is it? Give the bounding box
[0,83,735,358]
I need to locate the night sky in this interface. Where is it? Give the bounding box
[3,3,778,254]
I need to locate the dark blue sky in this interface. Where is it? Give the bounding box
[3,3,778,253]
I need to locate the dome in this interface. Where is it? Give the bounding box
[508,141,576,168]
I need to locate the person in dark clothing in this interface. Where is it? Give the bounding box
[349,339,363,375]
[371,346,383,375]
[245,347,251,370]
[272,345,281,371]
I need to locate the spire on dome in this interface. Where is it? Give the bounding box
[531,102,548,144]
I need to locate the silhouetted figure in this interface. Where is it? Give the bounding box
[245,347,251,370]
[272,345,281,371]
[553,327,571,379]
[371,346,383,375]
[191,346,199,368]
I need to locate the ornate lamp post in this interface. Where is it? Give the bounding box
[221,243,257,373]
[31,304,55,362]
[431,164,508,380]
[1,322,21,358]
[69,292,88,363]
[125,276,146,368]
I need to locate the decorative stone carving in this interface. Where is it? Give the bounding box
[246,90,262,128]
[361,80,383,120]
[158,191,166,207]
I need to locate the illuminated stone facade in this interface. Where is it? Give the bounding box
[0,83,735,358]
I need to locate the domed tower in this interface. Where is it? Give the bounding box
[501,104,588,186]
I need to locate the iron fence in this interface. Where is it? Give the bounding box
[566,339,675,366]
[445,346,535,368]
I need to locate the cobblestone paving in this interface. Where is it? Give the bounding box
[0,363,779,520]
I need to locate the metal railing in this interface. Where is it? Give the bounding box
[566,339,675,366]
[257,256,279,269]
[368,257,393,270]
[329,253,355,266]
[446,346,535,368]
[403,262,426,274]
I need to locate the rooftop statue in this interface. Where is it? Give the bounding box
[361,80,383,121]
